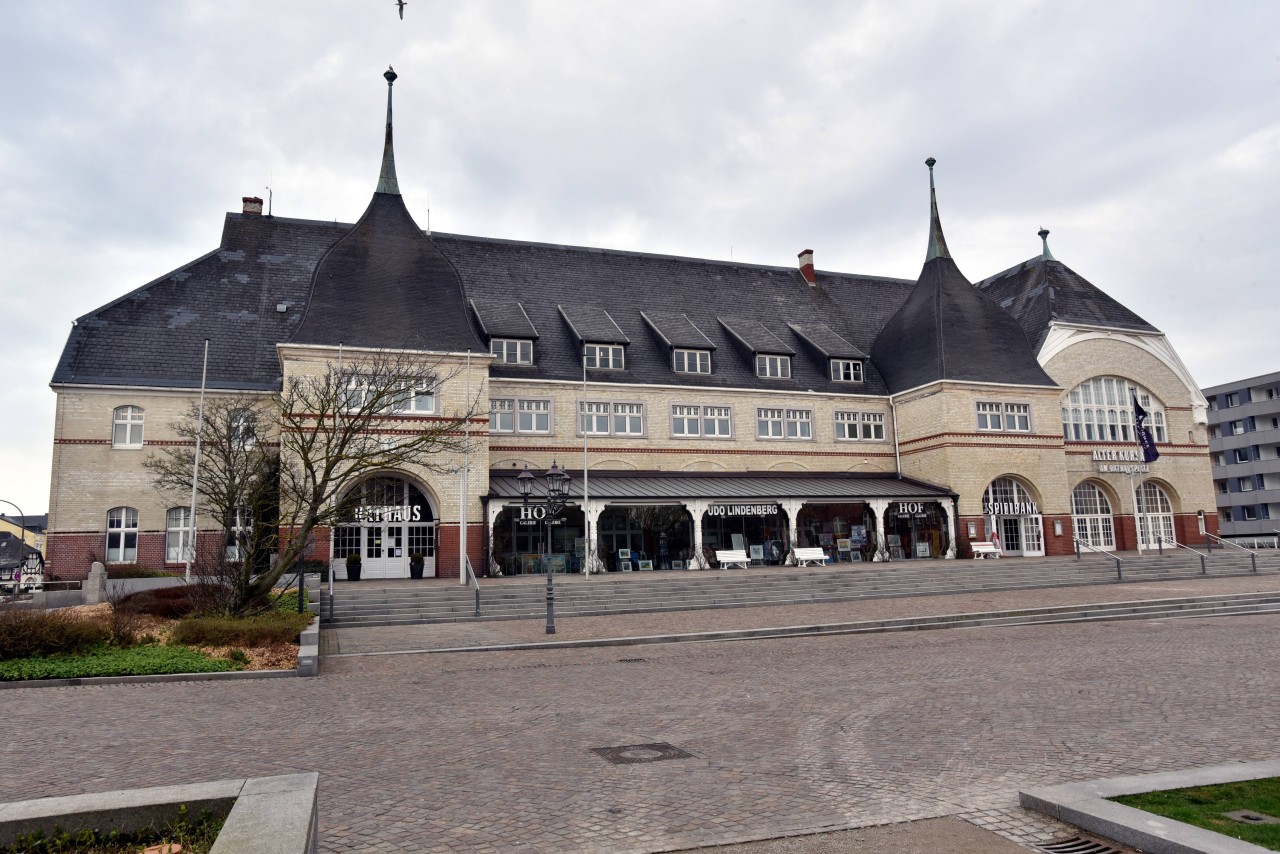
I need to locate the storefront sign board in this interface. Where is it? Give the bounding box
[707,504,780,517]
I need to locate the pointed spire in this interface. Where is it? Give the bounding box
[924,157,951,261]
[376,66,401,195]
[1038,227,1056,262]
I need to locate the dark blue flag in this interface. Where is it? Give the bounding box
[1132,394,1160,463]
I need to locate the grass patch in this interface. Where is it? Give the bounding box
[1112,777,1280,850]
[268,588,309,614]
[170,610,311,648]
[1,803,225,853]
[0,645,240,681]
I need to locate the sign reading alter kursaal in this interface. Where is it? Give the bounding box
[706,503,780,517]
[1092,448,1151,473]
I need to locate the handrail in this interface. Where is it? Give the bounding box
[1073,537,1124,581]
[1155,535,1210,575]
[465,556,481,616]
[1202,532,1259,573]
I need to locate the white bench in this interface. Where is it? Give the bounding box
[715,549,749,569]
[970,541,1001,559]
[793,547,827,567]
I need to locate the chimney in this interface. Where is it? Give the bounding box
[242,196,264,216]
[798,249,815,286]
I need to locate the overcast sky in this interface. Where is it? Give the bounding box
[1,1,1277,516]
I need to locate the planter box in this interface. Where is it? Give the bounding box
[0,773,319,854]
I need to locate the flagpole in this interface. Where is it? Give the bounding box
[581,352,591,575]
[185,340,210,583]
[459,350,470,586]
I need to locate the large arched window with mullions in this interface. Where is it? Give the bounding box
[1061,377,1166,443]
[1071,481,1115,550]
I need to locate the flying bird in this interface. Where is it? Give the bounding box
[396,0,406,19]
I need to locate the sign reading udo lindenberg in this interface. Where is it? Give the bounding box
[707,503,780,517]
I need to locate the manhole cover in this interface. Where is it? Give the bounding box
[1039,837,1128,854]
[591,742,694,765]
[1224,809,1280,825]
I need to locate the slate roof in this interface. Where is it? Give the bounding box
[470,299,539,339]
[558,305,630,344]
[290,192,485,353]
[489,469,954,501]
[0,532,41,570]
[719,318,796,356]
[975,255,1159,352]
[640,311,717,350]
[788,323,866,359]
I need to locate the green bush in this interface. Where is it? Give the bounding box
[268,589,309,613]
[104,564,177,579]
[170,611,311,648]
[0,645,240,681]
[0,610,110,661]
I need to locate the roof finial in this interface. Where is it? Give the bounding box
[376,66,401,195]
[1038,227,1056,261]
[924,157,951,262]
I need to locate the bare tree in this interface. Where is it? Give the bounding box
[148,350,484,614]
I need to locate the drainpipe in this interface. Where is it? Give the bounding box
[889,394,903,478]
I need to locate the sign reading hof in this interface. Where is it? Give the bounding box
[982,500,1039,516]
[517,504,565,526]
[1092,448,1151,474]
[893,501,928,517]
[707,503,780,517]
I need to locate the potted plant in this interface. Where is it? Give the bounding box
[345,551,362,582]
[409,552,425,579]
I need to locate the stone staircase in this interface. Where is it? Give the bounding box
[321,549,1280,629]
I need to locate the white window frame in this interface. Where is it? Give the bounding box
[670,404,732,439]
[166,507,194,563]
[977,401,1031,433]
[835,410,886,441]
[225,507,250,561]
[106,507,139,563]
[612,402,645,436]
[390,381,436,415]
[834,411,860,441]
[491,338,533,365]
[672,349,711,375]
[112,405,145,448]
[1234,448,1251,464]
[490,397,552,434]
[580,401,611,435]
[830,359,864,383]
[230,409,258,448]
[578,400,645,437]
[757,407,811,440]
[584,343,625,370]
[756,354,791,379]
[860,411,886,440]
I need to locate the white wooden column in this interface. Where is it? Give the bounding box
[685,499,709,569]
[582,499,605,574]
[781,498,805,565]
[943,499,957,559]
[869,498,892,561]
[487,501,507,576]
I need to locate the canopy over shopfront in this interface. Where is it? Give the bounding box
[486,470,958,573]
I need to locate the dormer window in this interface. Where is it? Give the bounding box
[491,338,533,365]
[673,349,711,374]
[830,359,863,383]
[756,354,791,379]
[585,343,624,370]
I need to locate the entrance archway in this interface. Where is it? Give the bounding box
[982,476,1044,557]
[1136,480,1176,548]
[332,475,437,579]
[1071,481,1116,550]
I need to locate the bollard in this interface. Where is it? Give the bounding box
[1157,536,1163,556]
[474,585,481,617]
[1074,539,1080,561]
[1252,553,1258,574]
[1200,553,1206,575]
[545,572,556,635]
[1115,557,1122,581]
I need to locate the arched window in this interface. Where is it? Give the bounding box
[982,477,1043,556]
[106,507,139,563]
[166,507,193,563]
[1136,481,1176,548]
[112,405,145,448]
[1071,482,1115,550]
[1060,377,1166,443]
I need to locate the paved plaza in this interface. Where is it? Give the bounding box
[2,588,1278,852]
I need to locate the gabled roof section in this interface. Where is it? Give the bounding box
[870,159,1056,393]
[975,233,1159,352]
[558,305,630,345]
[718,317,795,355]
[788,323,867,359]
[470,299,538,340]
[641,311,716,350]
[289,71,484,354]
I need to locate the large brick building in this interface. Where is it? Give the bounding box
[45,71,1215,580]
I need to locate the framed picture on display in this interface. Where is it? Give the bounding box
[672,560,684,570]
[620,560,633,572]
[638,560,654,571]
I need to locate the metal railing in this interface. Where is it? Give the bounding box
[1202,532,1259,573]
[465,556,481,616]
[1074,537,1124,581]
[1155,535,1209,575]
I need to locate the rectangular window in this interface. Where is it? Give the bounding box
[1239,477,1254,492]
[785,409,812,439]
[755,354,791,379]
[489,398,514,433]
[612,403,645,436]
[1215,480,1229,494]
[491,338,533,365]
[1222,509,1233,523]
[671,404,701,436]
[1231,420,1245,435]
[834,411,859,441]
[757,407,784,438]
[580,401,611,435]
[1234,448,1251,464]
[702,405,731,437]
[1226,392,1240,407]
[517,399,551,433]
[861,412,886,440]
[758,407,810,439]
[830,359,863,383]
[671,404,731,438]
[584,344,624,370]
[673,349,711,374]
[391,382,435,414]
[977,402,1030,432]
[1242,506,1258,521]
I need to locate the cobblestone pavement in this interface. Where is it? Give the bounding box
[324,573,1280,654]
[3,610,1277,852]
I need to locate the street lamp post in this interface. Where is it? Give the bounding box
[518,461,570,635]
